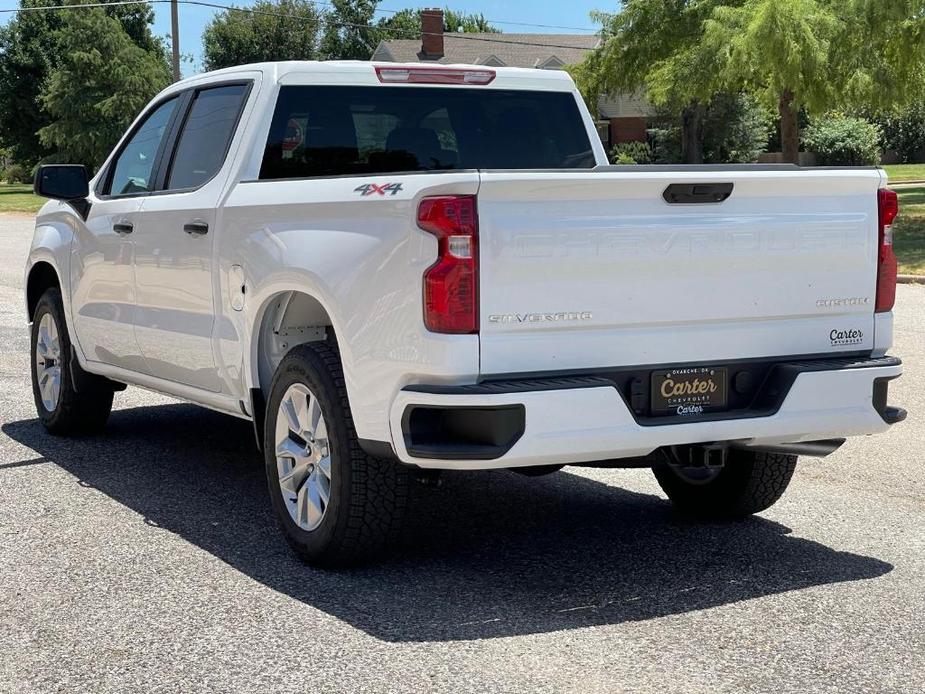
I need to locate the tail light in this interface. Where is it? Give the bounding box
[876,189,899,313]
[418,195,478,334]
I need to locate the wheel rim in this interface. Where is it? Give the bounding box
[34,312,62,412]
[274,383,332,532]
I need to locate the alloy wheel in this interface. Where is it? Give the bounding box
[34,312,62,412]
[274,383,332,532]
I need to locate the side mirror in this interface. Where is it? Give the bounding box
[34,164,89,201]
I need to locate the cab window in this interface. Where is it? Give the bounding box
[165,84,248,190]
[105,97,178,196]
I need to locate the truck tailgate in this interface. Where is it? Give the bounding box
[477,168,884,376]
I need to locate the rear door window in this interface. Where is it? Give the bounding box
[165,84,249,190]
[259,86,594,179]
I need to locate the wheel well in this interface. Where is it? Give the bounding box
[256,291,334,395]
[26,262,60,320]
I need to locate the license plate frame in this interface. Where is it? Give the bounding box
[650,366,728,416]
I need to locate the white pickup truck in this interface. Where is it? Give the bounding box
[25,62,905,565]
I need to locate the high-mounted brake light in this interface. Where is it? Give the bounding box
[418,196,478,334]
[375,66,495,85]
[876,188,899,313]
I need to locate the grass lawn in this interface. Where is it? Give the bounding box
[883,163,925,183]
[894,186,925,275]
[0,183,44,214]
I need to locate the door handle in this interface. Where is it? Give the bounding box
[113,222,134,235]
[184,221,209,236]
[663,183,734,204]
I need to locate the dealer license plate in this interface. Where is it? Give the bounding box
[650,367,727,416]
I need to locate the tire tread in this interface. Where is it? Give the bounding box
[32,288,113,436]
[653,449,797,518]
[266,341,409,566]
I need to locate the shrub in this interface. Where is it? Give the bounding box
[648,93,772,164]
[2,163,30,184]
[802,115,882,166]
[609,140,653,165]
[651,126,682,164]
[874,104,925,163]
[702,93,774,164]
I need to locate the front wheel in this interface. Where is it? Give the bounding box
[31,288,114,435]
[263,342,410,567]
[652,449,797,518]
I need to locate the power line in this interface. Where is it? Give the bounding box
[372,4,597,32]
[0,1,603,48]
[0,1,171,12]
[183,0,600,49]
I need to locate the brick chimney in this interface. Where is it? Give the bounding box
[421,8,444,58]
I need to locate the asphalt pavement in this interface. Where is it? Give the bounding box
[1,213,924,693]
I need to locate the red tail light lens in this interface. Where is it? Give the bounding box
[418,195,478,334]
[876,189,899,313]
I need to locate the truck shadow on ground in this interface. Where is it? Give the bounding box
[3,403,893,643]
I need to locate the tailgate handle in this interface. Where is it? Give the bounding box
[663,183,734,204]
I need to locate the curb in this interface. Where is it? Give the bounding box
[898,274,925,284]
[891,181,925,187]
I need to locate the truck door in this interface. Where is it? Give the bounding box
[132,83,250,392]
[70,95,181,372]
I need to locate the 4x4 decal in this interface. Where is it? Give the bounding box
[354,182,404,197]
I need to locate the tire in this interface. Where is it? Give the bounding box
[263,342,409,567]
[652,449,797,518]
[31,287,114,436]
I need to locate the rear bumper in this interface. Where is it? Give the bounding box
[387,356,903,470]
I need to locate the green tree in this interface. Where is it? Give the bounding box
[690,0,919,163]
[202,0,323,71]
[325,4,502,59]
[38,8,170,169]
[577,0,917,164]
[0,1,167,169]
[649,92,773,164]
[321,0,380,60]
[376,8,499,40]
[572,1,730,163]
[443,9,499,33]
[701,0,842,163]
[0,1,63,167]
[375,8,420,39]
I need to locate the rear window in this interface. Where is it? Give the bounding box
[259,86,595,179]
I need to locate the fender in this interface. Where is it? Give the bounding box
[24,207,86,363]
[218,174,482,443]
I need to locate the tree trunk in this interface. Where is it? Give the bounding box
[779,89,799,165]
[681,102,705,164]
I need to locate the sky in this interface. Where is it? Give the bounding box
[148,1,612,76]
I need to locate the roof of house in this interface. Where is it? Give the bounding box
[371,33,600,69]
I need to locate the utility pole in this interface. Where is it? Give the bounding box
[170,0,181,82]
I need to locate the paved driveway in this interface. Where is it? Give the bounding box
[1,214,924,693]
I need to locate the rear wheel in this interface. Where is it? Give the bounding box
[263,342,409,566]
[31,288,114,435]
[653,449,797,518]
